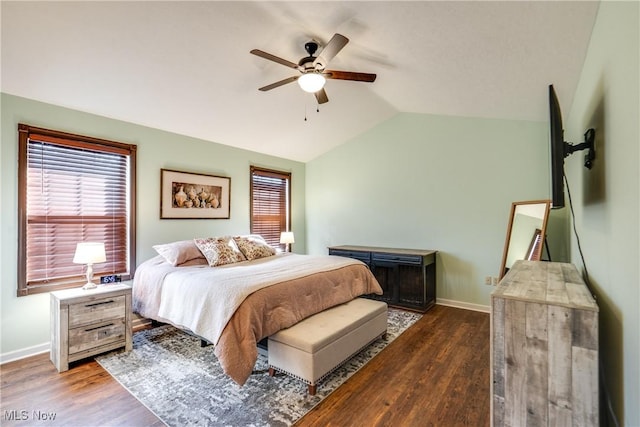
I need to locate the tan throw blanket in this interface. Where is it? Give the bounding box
[133,253,383,385]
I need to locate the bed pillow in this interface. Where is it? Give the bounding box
[194,236,246,267]
[233,235,276,261]
[177,257,209,267]
[153,240,206,266]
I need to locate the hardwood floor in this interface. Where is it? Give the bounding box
[1,305,490,426]
[297,305,490,426]
[0,353,162,427]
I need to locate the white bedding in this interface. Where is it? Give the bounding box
[133,252,364,346]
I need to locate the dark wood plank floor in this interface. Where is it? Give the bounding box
[0,352,163,427]
[297,305,490,426]
[1,305,490,427]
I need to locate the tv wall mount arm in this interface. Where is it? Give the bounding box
[565,128,595,169]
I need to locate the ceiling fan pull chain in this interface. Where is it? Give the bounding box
[304,103,307,122]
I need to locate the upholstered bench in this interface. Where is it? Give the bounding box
[268,297,388,395]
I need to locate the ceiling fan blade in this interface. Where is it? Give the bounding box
[315,88,329,104]
[314,33,349,69]
[250,49,300,70]
[324,70,377,82]
[258,76,299,92]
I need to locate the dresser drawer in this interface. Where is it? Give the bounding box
[69,295,126,327]
[329,249,371,264]
[68,318,126,354]
[372,253,422,265]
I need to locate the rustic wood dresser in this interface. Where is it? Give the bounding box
[491,260,598,426]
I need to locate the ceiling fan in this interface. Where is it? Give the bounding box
[250,33,377,104]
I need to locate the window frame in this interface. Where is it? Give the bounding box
[17,124,137,296]
[249,166,291,251]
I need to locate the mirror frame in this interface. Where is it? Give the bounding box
[499,199,551,279]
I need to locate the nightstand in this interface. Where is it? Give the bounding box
[50,284,132,372]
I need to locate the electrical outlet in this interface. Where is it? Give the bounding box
[484,276,492,286]
[492,276,499,286]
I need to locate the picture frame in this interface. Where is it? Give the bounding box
[160,169,231,219]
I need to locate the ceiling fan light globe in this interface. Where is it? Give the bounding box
[297,73,326,93]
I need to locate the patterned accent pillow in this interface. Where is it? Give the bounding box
[193,237,246,267]
[233,235,276,261]
[153,240,206,266]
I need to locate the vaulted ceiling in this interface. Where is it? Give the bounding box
[1,1,599,162]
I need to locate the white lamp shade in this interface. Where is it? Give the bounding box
[73,242,106,264]
[297,73,326,93]
[279,231,295,244]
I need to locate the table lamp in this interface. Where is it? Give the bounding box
[279,231,295,252]
[73,242,106,290]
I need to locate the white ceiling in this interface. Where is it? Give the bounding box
[1,1,599,162]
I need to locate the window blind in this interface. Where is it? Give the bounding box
[250,166,291,249]
[18,124,136,296]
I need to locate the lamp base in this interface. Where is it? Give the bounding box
[82,282,98,290]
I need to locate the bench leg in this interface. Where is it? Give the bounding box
[268,367,276,377]
[308,384,317,396]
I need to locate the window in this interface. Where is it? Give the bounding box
[17,124,137,296]
[250,166,291,251]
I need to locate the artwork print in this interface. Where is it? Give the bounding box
[160,169,230,219]
[172,182,222,209]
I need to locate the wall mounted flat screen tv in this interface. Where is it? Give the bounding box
[549,85,565,208]
[548,84,595,209]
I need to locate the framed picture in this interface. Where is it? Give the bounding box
[160,169,231,219]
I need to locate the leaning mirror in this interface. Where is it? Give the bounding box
[499,200,551,279]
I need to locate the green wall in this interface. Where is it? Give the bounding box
[303,2,638,423]
[0,93,305,358]
[2,5,637,423]
[305,112,560,309]
[564,2,639,425]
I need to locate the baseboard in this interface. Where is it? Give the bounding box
[1,342,49,365]
[437,298,490,313]
[1,316,153,365]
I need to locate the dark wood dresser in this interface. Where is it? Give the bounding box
[328,245,437,313]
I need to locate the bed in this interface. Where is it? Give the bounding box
[132,236,383,386]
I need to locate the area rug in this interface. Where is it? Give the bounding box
[96,308,421,426]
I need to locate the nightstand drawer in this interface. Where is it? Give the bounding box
[68,318,126,354]
[69,295,126,327]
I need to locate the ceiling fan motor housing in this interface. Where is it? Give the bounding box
[299,41,323,71]
[298,56,316,70]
